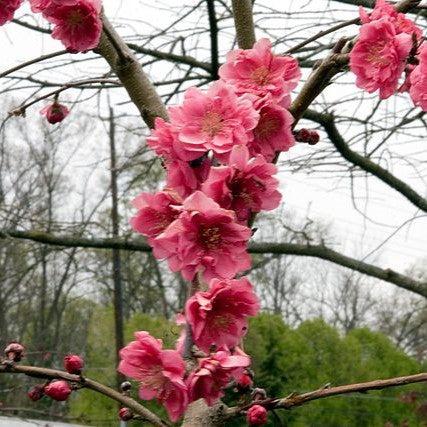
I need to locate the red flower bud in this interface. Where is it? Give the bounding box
[4,342,25,362]
[119,407,133,421]
[294,128,320,145]
[307,130,320,145]
[28,385,45,401]
[247,404,268,426]
[44,380,72,401]
[237,371,253,389]
[40,102,69,124]
[64,354,84,374]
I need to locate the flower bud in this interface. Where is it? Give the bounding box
[120,381,132,392]
[4,342,25,362]
[247,404,268,426]
[40,102,69,124]
[44,380,72,401]
[119,407,133,421]
[236,371,253,390]
[64,354,84,374]
[28,385,44,401]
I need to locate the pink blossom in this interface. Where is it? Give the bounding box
[44,380,72,401]
[250,99,295,161]
[152,191,252,282]
[350,18,412,99]
[187,348,251,405]
[147,117,206,162]
[409,43,427,111]
[166,157,211,198]
[64,354,84,374]
[30,0,81,13]
[43,0,102,52]
[202,145,281,222]
[169,82,259,163]
[219,38,301,102]
[359,0,422,39]
[247,404,268,426]
[130,190,181,242]
[118,331,188,422]
[186,277,260,352]
[40,102,70,124]
[0,0,23,26]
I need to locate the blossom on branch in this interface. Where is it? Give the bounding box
[202,145,281,222]
[186,277,260,352]
[42,0,102,52]
[187,347,251,405]
[118,331,188,422]
[165,157,212,198]
[130,190,181,241]
[250,98,295,161]
[359,0,422,39]
[40,101,70,124]
[151,191,252,282]
[409,43,427,111]
[350,18,412,99]
[168,82,259,163]
[0,0,23,25]
[219,38,301,104]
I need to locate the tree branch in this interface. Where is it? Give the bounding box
[95,13,168,128]
[231,0,256,49]
[1,229,425,297]
[226,372,427,418]
[206,0,219,79]
[0,363,170,427]
[304,109,427,213]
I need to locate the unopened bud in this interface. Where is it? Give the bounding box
[44,380,72,401]
[120,381,132,392]
[4,342,25,362]
[247,404,268,426]
[64,354,84,374]
[119,407,133,421]
[28,385,44,401]
[251,387,267,401]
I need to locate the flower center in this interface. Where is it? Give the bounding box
[212,314,233,330]
[140,365,165,389]
[251,66,270,85]
[230,177,253,205]
[254,113,280,140]
[199,225,222,250]
[67,10,84,27]
[367,42,390,66]
[201,111,223,137]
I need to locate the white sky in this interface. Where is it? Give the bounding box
[0,0,426,279]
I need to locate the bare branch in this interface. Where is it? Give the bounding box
[226,372,427,418]
[304,109,427,213]
[1,229,425,297]
[0,363,171,427]
[95,13,168,128]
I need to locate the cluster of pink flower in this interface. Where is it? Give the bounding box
[1,0,102,52]
[350,0,426,110]
[119,38,300,423]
